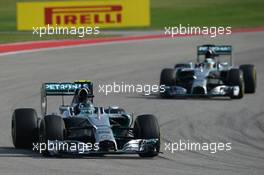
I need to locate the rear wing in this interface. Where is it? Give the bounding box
[42,82,93,96]
[197,44,233,65]
[41,81,93,115]
[197,45,232,56]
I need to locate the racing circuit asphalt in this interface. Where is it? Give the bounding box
[0,32,264,175]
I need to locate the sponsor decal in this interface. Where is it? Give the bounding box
[17,0,150,30]
[45,83,90,92]
[44,5,122,25]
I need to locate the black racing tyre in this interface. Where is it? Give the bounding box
[239,64,256,93]
[133,115,160,157]
[174,63,191,69]
[160,68,176,97]
[39,115,65,156]
[228,69,244,99]
[12,108,38,149]
[40,115,65,142]
[160,68,176,86]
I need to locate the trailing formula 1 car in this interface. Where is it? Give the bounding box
[160,44,256,99]
[11,80,160,157]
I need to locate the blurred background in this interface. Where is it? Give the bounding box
[0,0,263,44]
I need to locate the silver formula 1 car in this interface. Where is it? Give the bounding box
[12,81,160,157]
[160,44,256,99]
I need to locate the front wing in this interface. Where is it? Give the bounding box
[42,139,159,156]
[162,85,240,98]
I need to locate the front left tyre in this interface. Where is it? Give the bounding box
[12,108,38,149]
[228,69,244,99]
[40,115,65,142]
[39,115,65,156]
[160,68,176,86]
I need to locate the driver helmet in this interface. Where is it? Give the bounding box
[205,49,215,59]
[77,88,90,103]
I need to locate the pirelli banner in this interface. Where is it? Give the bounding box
[17,0,150,30]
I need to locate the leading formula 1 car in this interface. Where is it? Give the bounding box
[160,44,256,99]
[12,81,160,157]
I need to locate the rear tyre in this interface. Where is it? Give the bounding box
[133,115,160,157]
[228,69,244,99]
[12,108,38,149]
[239,64,256,93]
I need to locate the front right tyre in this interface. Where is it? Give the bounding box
[160,68,176,97]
